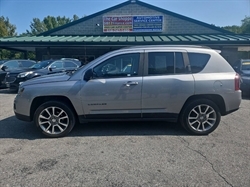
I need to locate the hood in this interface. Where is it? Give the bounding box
[21,72,70,86]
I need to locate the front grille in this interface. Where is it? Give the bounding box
[5,76,16,83]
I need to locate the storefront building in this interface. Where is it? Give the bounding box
[0,0,249,64]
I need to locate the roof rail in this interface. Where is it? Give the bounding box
[122,45,211,49]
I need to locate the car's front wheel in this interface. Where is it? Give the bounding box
[180,99,221,135]
[34,101,76,138]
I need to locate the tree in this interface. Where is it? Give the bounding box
[0,17,18,59]
[0,16,16,37]
[241,16,250,34]
[27,15,79,35]
[222,25,242,34]
[222,16,250,34]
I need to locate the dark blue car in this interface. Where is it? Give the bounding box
[233,59,250,96]
[4,59,81,91]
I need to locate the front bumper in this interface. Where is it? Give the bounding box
[14,112,32,122]
[5,76,25,90]
[14,94,32,122]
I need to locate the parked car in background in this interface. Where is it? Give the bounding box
[3,59,56,91]
[0,60,7,65]
[0,59,36,89]
[233,59,250,96]
[4,59,81,91]
[14,45,241,138]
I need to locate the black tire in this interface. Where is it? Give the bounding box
[34,101,76,138]
[180,99,221,135]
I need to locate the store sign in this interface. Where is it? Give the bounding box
[103,16,163,33]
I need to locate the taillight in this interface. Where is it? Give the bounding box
[235,73,240,91]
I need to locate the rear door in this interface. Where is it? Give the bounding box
[142,50,194,120]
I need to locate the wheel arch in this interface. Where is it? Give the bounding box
[30,96,78,122]
[180,94,226,117]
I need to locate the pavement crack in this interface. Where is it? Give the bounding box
[177,136,233,187]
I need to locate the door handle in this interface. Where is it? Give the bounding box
[124,81,139,87]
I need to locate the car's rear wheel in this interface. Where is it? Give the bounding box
[34,101,75,138]
[180,99,221,135]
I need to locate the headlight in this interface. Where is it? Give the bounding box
[17,71,33,78]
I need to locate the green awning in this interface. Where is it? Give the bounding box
[0,34,249,47]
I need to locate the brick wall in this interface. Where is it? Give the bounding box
[51,3,221,35]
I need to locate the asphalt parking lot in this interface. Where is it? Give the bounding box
[0,89,249,187]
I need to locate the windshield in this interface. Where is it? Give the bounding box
[31,60,53,69]
[242,61,250,71]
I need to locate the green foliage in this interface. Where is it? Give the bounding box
[0,16,17,37]
[241,16,250,34]
[0,17,17,59]
[222,25,242,34]
[222,16,250,34]
[26,15,79,35]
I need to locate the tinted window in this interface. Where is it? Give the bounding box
[64,61,78,68]
[3,60,19,69]
[20,60,35,67]
[31,60,53,69]
[175,52,186,74]
[93,53,140,78]
[148,52,186,75]
[50,61,63,69]
[188,53,211,73]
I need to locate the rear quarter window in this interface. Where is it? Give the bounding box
[188,53,211,73]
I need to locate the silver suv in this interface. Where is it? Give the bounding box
[14,46,241,138]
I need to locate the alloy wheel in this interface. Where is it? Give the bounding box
[38,106,69,135]
[187,104,217,132]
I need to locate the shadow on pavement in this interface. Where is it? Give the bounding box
[0,115,189,139]
[0,88,17,94]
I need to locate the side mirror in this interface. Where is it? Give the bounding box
[84,69,93,81]
[48,66,56,72]
[1,66,7,71]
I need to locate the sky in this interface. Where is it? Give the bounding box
[0,0,249,35]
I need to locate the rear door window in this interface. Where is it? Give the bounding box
[20,60,35,67]
[148,52,186,75]
[188,53,211,73]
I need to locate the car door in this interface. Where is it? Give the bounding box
[81,52,143,119]
[141,50,194,121]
